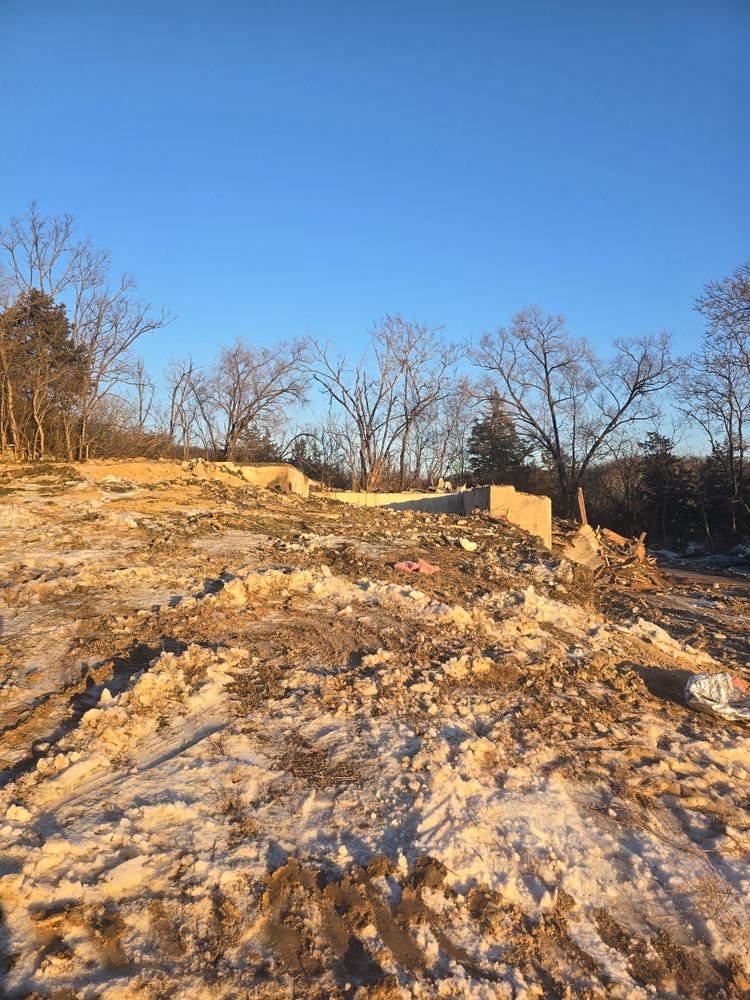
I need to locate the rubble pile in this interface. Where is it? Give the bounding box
[555,519,663,590]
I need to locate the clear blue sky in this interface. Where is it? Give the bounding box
[1,0,748,378]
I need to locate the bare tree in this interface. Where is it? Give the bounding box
[181,368,221,457]
[307,315,461,490]
[696,260,750,337]
[164,357,203,460]
[277,420,351,486]
[307,332,400,489]
[677,342,750,539]
[407,378,477,486]
[471,307,673,515]
[82,394,168,459]
[209,338,308,461]
[132,357,156,433]
[678,262,750,539]
[68,276,169,459]
[390,318,463,488]
[328,414,363,489]
[592,433,646,537]
[0,203,95,299]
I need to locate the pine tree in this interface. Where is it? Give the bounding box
[640,432,696,544]
[467,396,530,486]
[0,289,81,458]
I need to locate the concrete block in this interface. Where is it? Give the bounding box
[487,485,552,550]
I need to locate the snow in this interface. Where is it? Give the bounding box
[1,469,749,996]
[628,616,717,664]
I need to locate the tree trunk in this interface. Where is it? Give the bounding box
[77,412,88,462]
[700,500,713,552]
[660,483,669,544]
[398,426,412,491]
[0,381,7,455]
[221,429,238,462]
[62,417,74,460]
[32,390,45,460]
[5,377,23,460]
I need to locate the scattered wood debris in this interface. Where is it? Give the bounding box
[555,519,662,589]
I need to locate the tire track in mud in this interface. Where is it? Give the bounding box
[257,855,642,996]
[0,558,252,787]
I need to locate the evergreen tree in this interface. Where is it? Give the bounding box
[467,397,531,487]
[0,289,81,458]
[237,427,280,463]
[640,432,697,544]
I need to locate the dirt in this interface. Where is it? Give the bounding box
[2,462,750,998]
[257,857,613,997]
[601,569,750,677]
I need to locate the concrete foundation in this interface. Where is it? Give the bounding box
[322,485,552,548]
[193,461,312,497]
[221,462,312,497]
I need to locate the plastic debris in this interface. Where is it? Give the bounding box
[685,672,750,721]
[394,559,440,575]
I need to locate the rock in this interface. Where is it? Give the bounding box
[6,804,32,824]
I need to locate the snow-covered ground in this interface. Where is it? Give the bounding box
[1,462,750,999]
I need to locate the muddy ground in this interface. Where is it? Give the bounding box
[1,461,749,999]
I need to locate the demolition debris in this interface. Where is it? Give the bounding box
[555,520,663,590]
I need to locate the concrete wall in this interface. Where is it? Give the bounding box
[323,489,465,513]
[321,484,552,548]
[207,462,312,497]
[484,485,552,550]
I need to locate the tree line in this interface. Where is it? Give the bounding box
[2,204,749,548]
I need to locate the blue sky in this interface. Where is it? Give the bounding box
[1,0,748,381]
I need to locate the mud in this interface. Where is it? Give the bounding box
[2,462,750,999]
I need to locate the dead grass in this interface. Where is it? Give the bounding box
[216,781,260,844]
[278,732,359,789]
[678,853,744,935]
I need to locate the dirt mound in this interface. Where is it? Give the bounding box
[75,458,194,484]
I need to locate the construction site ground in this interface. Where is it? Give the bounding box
[1,461,750,1000]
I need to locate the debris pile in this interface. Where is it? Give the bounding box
[555,520,663,590]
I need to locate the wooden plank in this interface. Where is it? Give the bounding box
[562,524,605,571]
[577,486,588,526]
[601,527,629,548]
